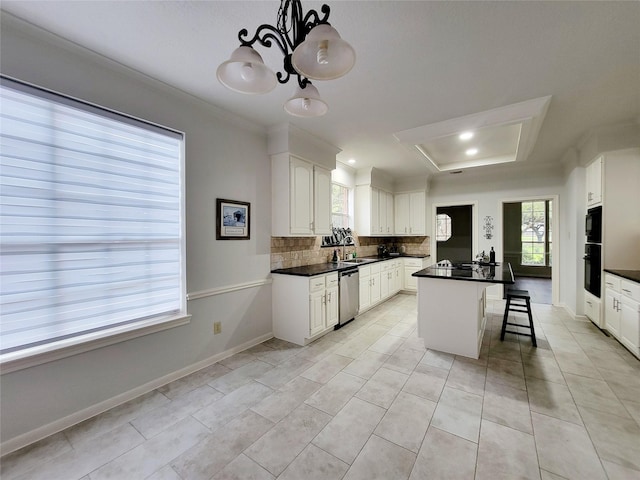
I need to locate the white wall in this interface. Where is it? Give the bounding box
[0,16,273,448]
[427,166,566,302]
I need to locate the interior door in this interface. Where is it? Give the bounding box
[435,205,473,262]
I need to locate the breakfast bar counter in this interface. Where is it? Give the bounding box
[412,263,515,359]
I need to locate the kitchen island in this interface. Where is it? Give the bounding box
[413,262,515,359]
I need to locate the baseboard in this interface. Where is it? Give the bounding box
[0,332,274,457]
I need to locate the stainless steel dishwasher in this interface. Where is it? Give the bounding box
[338,267,359,328]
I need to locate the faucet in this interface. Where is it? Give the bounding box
[342,235,355,261]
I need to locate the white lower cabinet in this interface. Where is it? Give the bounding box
[273,272,339,346]
[403,257,429,292]
[604,273,640,359]
[584,290,602,327]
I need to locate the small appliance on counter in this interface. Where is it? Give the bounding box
[377,244,389,258]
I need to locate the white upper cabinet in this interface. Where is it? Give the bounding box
[586,156,603,206]
[272,154,333,237]
[355,186,394,236]
[395,191,426,235]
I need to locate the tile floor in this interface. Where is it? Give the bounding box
[3,294,640,480]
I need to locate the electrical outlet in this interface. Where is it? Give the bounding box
[213,321,222,335]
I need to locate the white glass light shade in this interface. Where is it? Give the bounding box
[284,84,328,117]
[216,46,277,94]
[291,24,356,80]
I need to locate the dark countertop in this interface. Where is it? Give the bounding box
[412,262,515,285]
[271,254,429,277]
[604,269,640,284]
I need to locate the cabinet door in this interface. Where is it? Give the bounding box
[359,275,371,310]
[314,166,332,235]
[309,291,325,336]
[385,192,394,235]
[393,264,402,293]
[380,267,391,300]
[620,296,640,353]
[395,193,409,234]
[409,191,426,235]
[404,267,419,291]
[290,157,314,235]
[326,286,339,328]
[370,272,381,303]
[587,157,603,206]
[371,188,380,234]
[604,288,621,338]
[378,190,388,235]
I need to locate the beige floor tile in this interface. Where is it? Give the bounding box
[420,349,455,370]
[252,346,302,366]
[446,359,487,396]
[296,337,340,363]
[622,399,640,426]
[12,423,143,480]
[251,376,322,423]
[482,380,533,434]
[578,405,640,471]
[343,434,416,480]
[487,357,526,390]
[218,352,258,370]
[146,465,183,480]
[157,363,231,399]
[210,454,274,480]
[409,426,477,480]
[355,367,409,408]
[430,386,483,443]
[564,372,630,418]
[540,470,568,480]
[300,353,353,383]
[313,397,386,464]
[601,368,640,403]
[402,367,447,402]
[90,417,208,480]
[488,339,523,363]
[384,346,425,375]
[368,334,404,355]
[531,411,606,480]
[131,385,223,439]
[63,390,169,447]
[208,360,275,394]
[522,354,566,384]
[193,381,273,431]
[171,410,273,480]
[601,460,640,480]
[342,349,390,379]
[0,432,72,480]
[526,377,583,425]
[553,351,604,380]
[278,444,348,480]
[304,371,366,416]
[254,356,314,389]
[374,391,436,452]
[386,321,415,338]
[244,404,331,476]
[402,334,427,353]
[476,419,539,480]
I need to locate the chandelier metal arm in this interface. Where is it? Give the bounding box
[301,4,330,30]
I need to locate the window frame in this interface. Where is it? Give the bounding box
[331,181,353,229]
[520,200,551,267]
[0,75,189,373]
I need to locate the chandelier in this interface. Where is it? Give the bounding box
[216,0,356,117]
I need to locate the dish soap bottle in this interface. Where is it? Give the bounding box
[332,249,338,262]
[489,247,496,264]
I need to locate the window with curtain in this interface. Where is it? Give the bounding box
[0,76,185,357]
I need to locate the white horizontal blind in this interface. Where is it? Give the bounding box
[0,77,185,354]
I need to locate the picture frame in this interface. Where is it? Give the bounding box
[216,198,250,240]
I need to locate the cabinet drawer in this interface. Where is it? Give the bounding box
[309,276,326,292]
[326,273,339,288]
[370,263,381,274]
[381,260,393,271]
[604,274,621,292]
[404,258,423,268]
[621,279,640,302]
[359,265,371,277]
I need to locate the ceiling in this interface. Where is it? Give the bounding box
[1,1,639,180]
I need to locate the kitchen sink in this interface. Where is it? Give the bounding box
[339,258,377,265]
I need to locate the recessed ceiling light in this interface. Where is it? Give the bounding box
[465,148,478,156]
[459,131,474,141]
[348,158,356,164]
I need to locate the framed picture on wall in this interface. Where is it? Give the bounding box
[216,198,250,240]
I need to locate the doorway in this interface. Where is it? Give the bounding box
[503,199,554,304]
[435,204,474,263]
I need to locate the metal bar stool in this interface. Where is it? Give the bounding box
[500,289,537,347]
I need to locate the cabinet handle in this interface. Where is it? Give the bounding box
[586,301,592,306]
[622,289,632,294]
[327,292,331,302]
[613,298,618,309]
[372,278,375,286]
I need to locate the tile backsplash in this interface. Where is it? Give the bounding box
[271,235,430,270]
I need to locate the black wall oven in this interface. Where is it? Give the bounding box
[585,206,602,243]
[584,243,601,297]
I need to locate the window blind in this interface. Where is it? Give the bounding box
[0,76,185,354]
